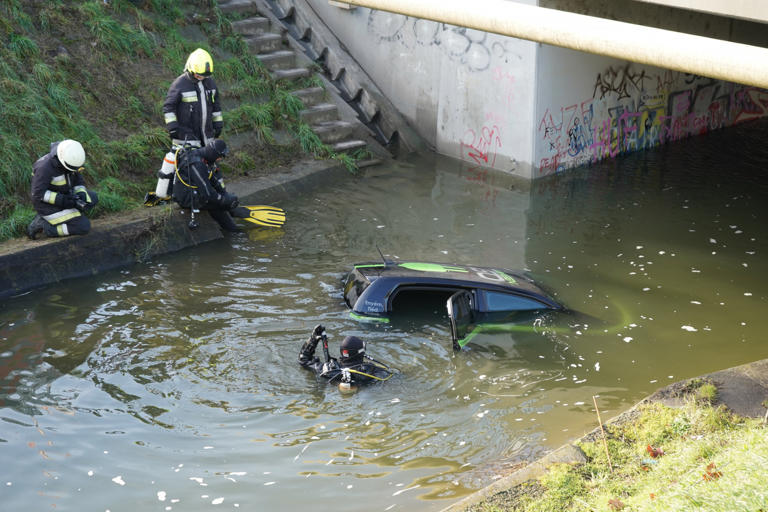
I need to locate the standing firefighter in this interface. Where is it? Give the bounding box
[163,48,223,148]
[27,140,99,240]
[147,48,223,205]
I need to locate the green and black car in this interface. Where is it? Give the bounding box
[343,261,565,349]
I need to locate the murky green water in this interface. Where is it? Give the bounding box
[2,120,768,511]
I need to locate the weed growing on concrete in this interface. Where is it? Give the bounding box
[696,383,718,404]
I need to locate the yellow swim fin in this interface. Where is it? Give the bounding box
[241,205,286,228]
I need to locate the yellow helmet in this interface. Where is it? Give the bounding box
[184,48,213,76]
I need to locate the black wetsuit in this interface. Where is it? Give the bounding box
[171,143,248,231]
[298,331,394,387]
[299,355,393,387]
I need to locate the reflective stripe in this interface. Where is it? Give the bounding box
[73,185,91,202]
[43,208,80,225]
[198,81,208,146]
[165,112,177,123]
[51,174,67,186]
[43,190,58,205]
[172,139,201,147]
[181,91,198,102]
[212,111,223,122]
[57,224,69,236]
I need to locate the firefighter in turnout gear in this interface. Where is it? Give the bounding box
[163,48,223,148]
[145,48,223,207]
[27,140,99,240]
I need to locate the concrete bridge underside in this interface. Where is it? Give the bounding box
[286,0,768,178]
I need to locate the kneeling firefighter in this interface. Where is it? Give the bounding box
[171,139,251,231]
[27,140,99,240]
[298,325,397,392]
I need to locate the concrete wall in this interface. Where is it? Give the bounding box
[304,0,768,178]
[533,48,766,176]
[302,0,539,178]
[534,0,768,176]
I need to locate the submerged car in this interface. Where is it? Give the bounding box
[343,260,565,349]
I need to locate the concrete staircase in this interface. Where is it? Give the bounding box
[256,0,426,157]
[218,0,377,158]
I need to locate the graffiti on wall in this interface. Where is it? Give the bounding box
[461,123,503,168]
[537,65,768,176]
[367,11,518,72]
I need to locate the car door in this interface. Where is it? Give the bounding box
[446,290,476,350]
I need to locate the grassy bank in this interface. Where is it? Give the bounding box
[0,0,362,242]
[477,399,768,511]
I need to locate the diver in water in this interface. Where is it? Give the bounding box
[298,325,396,391]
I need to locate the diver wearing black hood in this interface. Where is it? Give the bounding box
[171,139,250,231]
[299,325,396,391]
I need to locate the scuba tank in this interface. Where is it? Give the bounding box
[154,151,176,198]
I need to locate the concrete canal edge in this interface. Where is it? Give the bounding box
[441,357,768,512]
[0,158,357,301]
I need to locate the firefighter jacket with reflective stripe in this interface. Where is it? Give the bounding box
[163,72,223,147]
[30,143,88,223]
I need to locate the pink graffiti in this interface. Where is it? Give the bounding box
[461,124,502,168]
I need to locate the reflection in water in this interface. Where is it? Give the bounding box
[2,120,768,510]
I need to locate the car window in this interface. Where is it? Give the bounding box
[482,291,546,312]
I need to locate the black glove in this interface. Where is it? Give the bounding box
[74,198,88,212]
[214,127,222,138]
[299,336,320,363]
[60,193,79,208]
[169,128,179,139]
[299,324,325,363]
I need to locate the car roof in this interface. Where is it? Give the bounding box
[345,261,562,319]
[352,261,543,293]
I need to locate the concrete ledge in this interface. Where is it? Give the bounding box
[645,358,768,418]
[441,444,587,512]
[0,207,223,301]
[0,159,355,300]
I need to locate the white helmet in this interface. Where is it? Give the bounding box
[57,139,86,172]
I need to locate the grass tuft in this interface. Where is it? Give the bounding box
[9,34,39,60]
[0,205,36,241]
[295,122,327,155]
